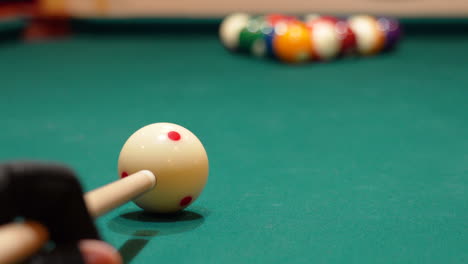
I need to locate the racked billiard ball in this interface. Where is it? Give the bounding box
[334,18,357,56]
[304,15,341,61]
[219,13,251,51]
[377,17,402,51]
[348,15,385,55]
[262,14,297,58]
[237,14,296,58]
[272,20,313,63]
[238,16,273,57]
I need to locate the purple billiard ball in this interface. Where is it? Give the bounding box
[378,17,402,51]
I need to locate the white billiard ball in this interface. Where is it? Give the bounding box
[118,123,209,213]
[219,13,251,51]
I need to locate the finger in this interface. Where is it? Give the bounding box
[79,240,122,264]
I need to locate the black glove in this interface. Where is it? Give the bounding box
[0,161,101,264]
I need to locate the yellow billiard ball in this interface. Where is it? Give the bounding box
[118,123,209,213]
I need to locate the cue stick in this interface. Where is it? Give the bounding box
[84,170,156,218]
[0,221,49,264]
[0,170,156,264]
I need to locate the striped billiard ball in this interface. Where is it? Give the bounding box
[305,15,341,61]
[334,18,357,56]
[348,15,386,55]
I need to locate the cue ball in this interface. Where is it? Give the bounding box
[118,123,209,213]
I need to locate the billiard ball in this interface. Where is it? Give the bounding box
[377,17,402,51]
[304,15,341,61]
[304,15,357,57]
[237,14,296,58]
[118,123,209,213]
[266,13,296,25]
[273,20,313,63]
[238,16,273,57]
[263,14,297,58]
[334,18,357,56]
[219,13,251,51]
[347,15,385,55]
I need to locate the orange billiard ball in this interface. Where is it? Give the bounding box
[272,20,313,63]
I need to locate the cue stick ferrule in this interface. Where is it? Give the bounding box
[84,170,156,218]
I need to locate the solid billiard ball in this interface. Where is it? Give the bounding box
[219,13,251,51]
[273,20,313,63]
[304,15,341,61]
[262,14,297,58]
[237,14,295,58]
[238,16,273,57]
[118,123,209,213]
[377,17,402,51]
[266,13,296,25]
[347,15,386,55]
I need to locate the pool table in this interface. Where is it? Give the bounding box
[0,17,467,264]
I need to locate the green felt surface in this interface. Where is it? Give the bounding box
[0,21,467,263]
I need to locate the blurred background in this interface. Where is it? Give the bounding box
[0,0,467,43]
[2,0,468,17]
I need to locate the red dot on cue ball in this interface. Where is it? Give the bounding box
[167,131,181,141]
[121,172,129,178]
[179,196,193,206]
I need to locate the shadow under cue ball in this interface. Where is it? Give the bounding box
[118,123,209,213]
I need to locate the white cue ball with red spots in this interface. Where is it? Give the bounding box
[118,123,209,213]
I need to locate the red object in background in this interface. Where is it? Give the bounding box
[0,1,71,41]
[0,1,35,18]
[23,17,71,41]
[315,15,339,24]
[265,13,297,26]
[22,0,71,41]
